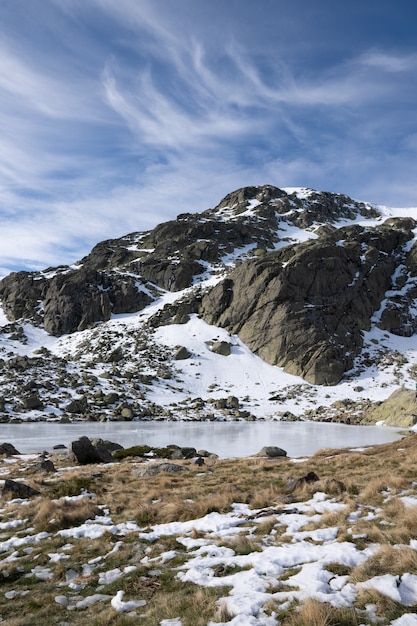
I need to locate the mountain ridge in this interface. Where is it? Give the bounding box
[0,185,417,424]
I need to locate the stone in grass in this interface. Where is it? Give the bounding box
[257,446,287,458]
[133,463,189,477]
[34,459,56,473]
[2,479,40,498]
[0,442,20,456]
[285,471,320,493]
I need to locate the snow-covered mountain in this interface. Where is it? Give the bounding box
[1,185,417,424]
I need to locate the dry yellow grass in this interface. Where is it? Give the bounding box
[33,496,101,532]
[351,544,417,581]
[282,598,360,625]
[2,432,417,624]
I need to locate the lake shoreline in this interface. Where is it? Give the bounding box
[0,419,406,459]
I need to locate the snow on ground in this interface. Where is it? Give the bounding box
[1,471,417,624]
[1,279,417,422]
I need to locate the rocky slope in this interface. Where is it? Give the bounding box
[0,185,417,423]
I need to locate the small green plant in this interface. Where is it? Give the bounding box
[47,475,94,498]
[113,445,175,459]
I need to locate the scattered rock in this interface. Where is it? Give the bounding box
[2,479,40,498]
[0,442,20,456]
[174,346,191,360]
[257,446,287,458]
[34,459,56,473]
[285,471,320,493]
[210,341,231,356]
[66,397,87,414]
[22,395,44,410]
[133,463,189,477]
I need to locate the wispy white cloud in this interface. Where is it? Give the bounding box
[359,50,417,73]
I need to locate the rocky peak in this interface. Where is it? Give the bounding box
[0,184,416,389]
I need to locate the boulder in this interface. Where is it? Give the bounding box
[180,447,197,459]
[226,396,239,409]
[90,438,123,454]
[2,479,40,498]
[34,459,56,473]
[133,463,189,477]
[66,397,87,414]
[68,436,113,464]
[211,341,231,356]
[22,395,44,410]
[285,471,320,493]
[174,346,191,360]
[120,407,134,420]
[257,446,287,458]
[0,442,20,456]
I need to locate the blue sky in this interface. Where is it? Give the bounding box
[1,0,417,275]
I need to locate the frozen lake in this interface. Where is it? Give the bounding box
[0,420,405,458]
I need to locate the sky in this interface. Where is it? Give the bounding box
[1,0,417,276]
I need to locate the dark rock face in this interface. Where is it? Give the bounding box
[0,266,152,336]
[200,218,415,384]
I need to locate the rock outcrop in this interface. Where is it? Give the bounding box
[362,387,417,427]
[200,218,415,384]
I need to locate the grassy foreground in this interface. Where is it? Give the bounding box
[1,432,417,625]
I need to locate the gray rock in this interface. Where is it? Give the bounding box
[180,447,197,459]
[226,396,239,409]
[200,216,414,385]
[285,471,320,493]
[2,479,40,498]
[211,341,231,356]
[257,446,287,458]
[0,442,20,456]
[22,395,44,410]
[66,397,87,414]
[134,463,189,477]
[90,438,123,453]
[35,459,56,473]
[120,407,133,420]
[69,436,112,464]
[174,346,191,360]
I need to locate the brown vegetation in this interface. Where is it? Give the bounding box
[1,433,417,624]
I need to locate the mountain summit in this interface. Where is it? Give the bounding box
[0,185,417,422]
